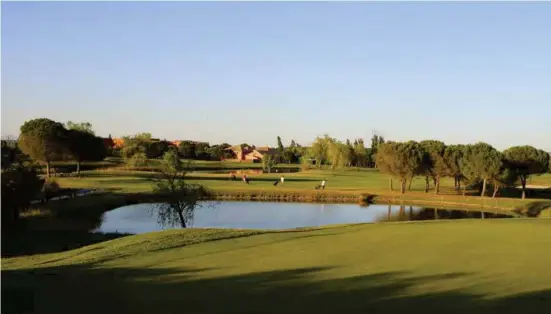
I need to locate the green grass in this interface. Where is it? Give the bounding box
[3,220,551,314]
[53,168,551,211]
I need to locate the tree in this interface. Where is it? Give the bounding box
[370,134,385,168]
[460,143,502,197]
[66,130,107,176]
[2,153,44,227]
[503,146,550,199]
[18,118,68,177]
[376,141,423,194]
[353,139,368,168]
[489,166,517,198]
[194,142,211,160]
[178,141,196,159]
[309,136,331,168]
[121,133,153,165]
[128,152,148,168]
[65,122,105,176]
[152,151,211,228]
[65,121,94,135]
[262,154,277,173]
[419,140,447,194]
[327,140,351,171]
[443,145,465,191]
[147,140,172,159]
[206,143,233,160]
[2,140,24,169]
[277,136,285,153]
[375,142,395,191]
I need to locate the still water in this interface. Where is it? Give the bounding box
[94,201,513,234]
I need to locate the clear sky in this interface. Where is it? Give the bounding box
[2,1,550,150]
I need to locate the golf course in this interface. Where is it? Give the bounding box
[4,2,551,313]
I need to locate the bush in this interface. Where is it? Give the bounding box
[126,152,148,168]
[42,179,60,196]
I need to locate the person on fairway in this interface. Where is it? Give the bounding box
[280,175,285,185]
[315,179,326,190]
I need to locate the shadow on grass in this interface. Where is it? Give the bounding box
[513,201,551,217]
[149,230,343,255]
[2,194,135,257]
[2,264,550,314]
[1,230,130,258]
[79,172,158,179]
[497,187,551,200]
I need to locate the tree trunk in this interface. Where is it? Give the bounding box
[400,179,406,194]
[46,162,51,178]
[389,177,393,191]
[521,176,526,199]
[454,176,458,190]
[177,210,186,228]
[492,184,499,198]
[408,178,413,191]
[481,178,487,197]
[76,161,81,177]
[434,178,440,195]
[457,177,461,191]
[424,176,429,193]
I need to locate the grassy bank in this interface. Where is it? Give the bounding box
[53,169,551,212]
[3,220,551,314]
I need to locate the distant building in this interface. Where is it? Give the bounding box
[112,138,125,149]
[171,140,183,147]
[244,146,280,162]
[103,137,115,149]
[224,145,280,162]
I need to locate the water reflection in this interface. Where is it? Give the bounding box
[375,206,512,223]
[95,201,514,234]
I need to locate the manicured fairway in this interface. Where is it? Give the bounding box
[3,220,551,314]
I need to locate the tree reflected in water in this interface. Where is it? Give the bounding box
[375,206,513,223]
[151,151,215,228]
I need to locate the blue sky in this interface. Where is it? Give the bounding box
[2,1,550,150]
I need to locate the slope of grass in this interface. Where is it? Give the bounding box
[3,220,551,314]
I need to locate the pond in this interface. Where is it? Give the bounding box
[94,201,514,234]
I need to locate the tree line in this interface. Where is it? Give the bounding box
[300,134,385,169]
[117,133,237,166]
[17,118,107,177]
[375,140,550,198]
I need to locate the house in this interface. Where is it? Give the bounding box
[170,140,183,147]
[224,145,280,162]
[224,145,252,161]
[103,137,115,149]
[112,138,125,149]
[244,146,280,162]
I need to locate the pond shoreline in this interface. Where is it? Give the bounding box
[211,191,530,214]
[29,190,546,226]
[117,190,532,215]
